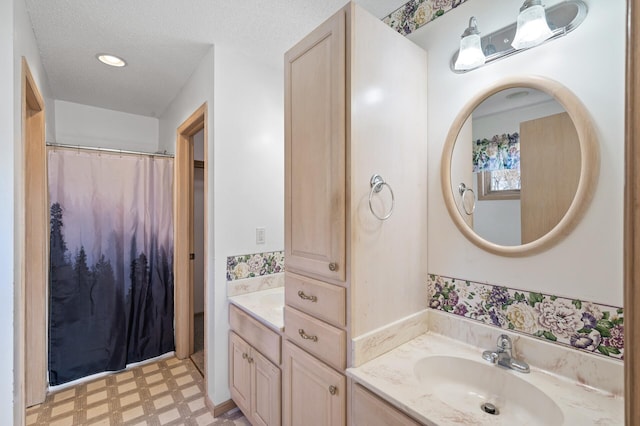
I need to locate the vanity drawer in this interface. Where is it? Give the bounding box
[285,272,346,327]
[352,384,420,426]
[229,304,281,365]
[284,306,346,371]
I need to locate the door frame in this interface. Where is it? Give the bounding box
[625,0,639,422]
[174,103,208,362]
[19,57,48,410]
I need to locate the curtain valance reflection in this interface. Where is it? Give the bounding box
[472,132,520,173]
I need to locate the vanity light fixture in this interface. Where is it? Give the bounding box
[512,0,554,50]
[454,17,485,71]
[450,0,587,73]
[96,53,127,68]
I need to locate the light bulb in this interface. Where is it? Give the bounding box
[454,17,486,71]
[512,4,553,50]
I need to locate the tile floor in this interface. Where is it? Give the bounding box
[26,356,249,426]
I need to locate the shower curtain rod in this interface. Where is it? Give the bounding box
[46,142,175,158]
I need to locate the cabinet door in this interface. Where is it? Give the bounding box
[251,350,282,426]
[284,6,346,283]
[229,332,252,416]
[283,341,345,426]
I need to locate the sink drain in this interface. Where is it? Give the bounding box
[481,402,499,415]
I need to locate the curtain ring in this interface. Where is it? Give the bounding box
[369,174,395,220]
[458,183,476,215]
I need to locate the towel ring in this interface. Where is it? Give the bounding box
[458,183,476,215]
[369,174,395,220]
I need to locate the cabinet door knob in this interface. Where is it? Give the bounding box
[329,385,337,395]
[298,328,318,342]
[297,290,317,302]
[242,352,248,359]
[328,262,338,271]
[247,357,254,364]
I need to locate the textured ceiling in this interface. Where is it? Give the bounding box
[25,0,408,117]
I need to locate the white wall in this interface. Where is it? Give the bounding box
[409,0,625,305]
[55,100,159,152]
[11,0,56,422]
[0,1,15,423]
[159,45,284,405]
[158,47,213,155]
[212,45,284,405]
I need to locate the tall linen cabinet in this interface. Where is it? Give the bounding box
[283,3,428,425]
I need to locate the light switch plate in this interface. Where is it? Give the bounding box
[256,227,266,244]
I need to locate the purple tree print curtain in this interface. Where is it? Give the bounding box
[48,148,174,385]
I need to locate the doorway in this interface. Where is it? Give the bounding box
[174,104,208,374]
[191,129,206,375]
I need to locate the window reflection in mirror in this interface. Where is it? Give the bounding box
[477,168,521,200]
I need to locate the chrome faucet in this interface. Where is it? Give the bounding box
[482,334,530,373]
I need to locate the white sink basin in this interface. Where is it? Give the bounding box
[414,356,564,425]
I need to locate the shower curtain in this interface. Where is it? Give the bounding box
[48,148,175,385]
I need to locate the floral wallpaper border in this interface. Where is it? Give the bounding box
[226,251,284,281]
[428,274,624,361]
[382,0,469,36]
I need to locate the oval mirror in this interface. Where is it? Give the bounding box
[441,76,599,256]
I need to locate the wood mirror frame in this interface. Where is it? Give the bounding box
[440,75,600,257]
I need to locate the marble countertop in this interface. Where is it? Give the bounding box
[347,332,623,425]
[228,287,284,332]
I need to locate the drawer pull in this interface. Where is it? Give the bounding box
[298,329,318,342]
[329,385,337,395]
[328,262,338,271]
[297,290,317,302]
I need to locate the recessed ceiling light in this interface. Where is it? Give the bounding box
[96,54,127,67]
[506,90,530,100]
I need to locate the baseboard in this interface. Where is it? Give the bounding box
[207,396,237,418]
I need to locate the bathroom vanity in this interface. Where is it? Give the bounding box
[228,288,284,426]
[347,321,623,425]
[229,288,623,425]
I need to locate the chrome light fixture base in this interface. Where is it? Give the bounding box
[450,0,587,73]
